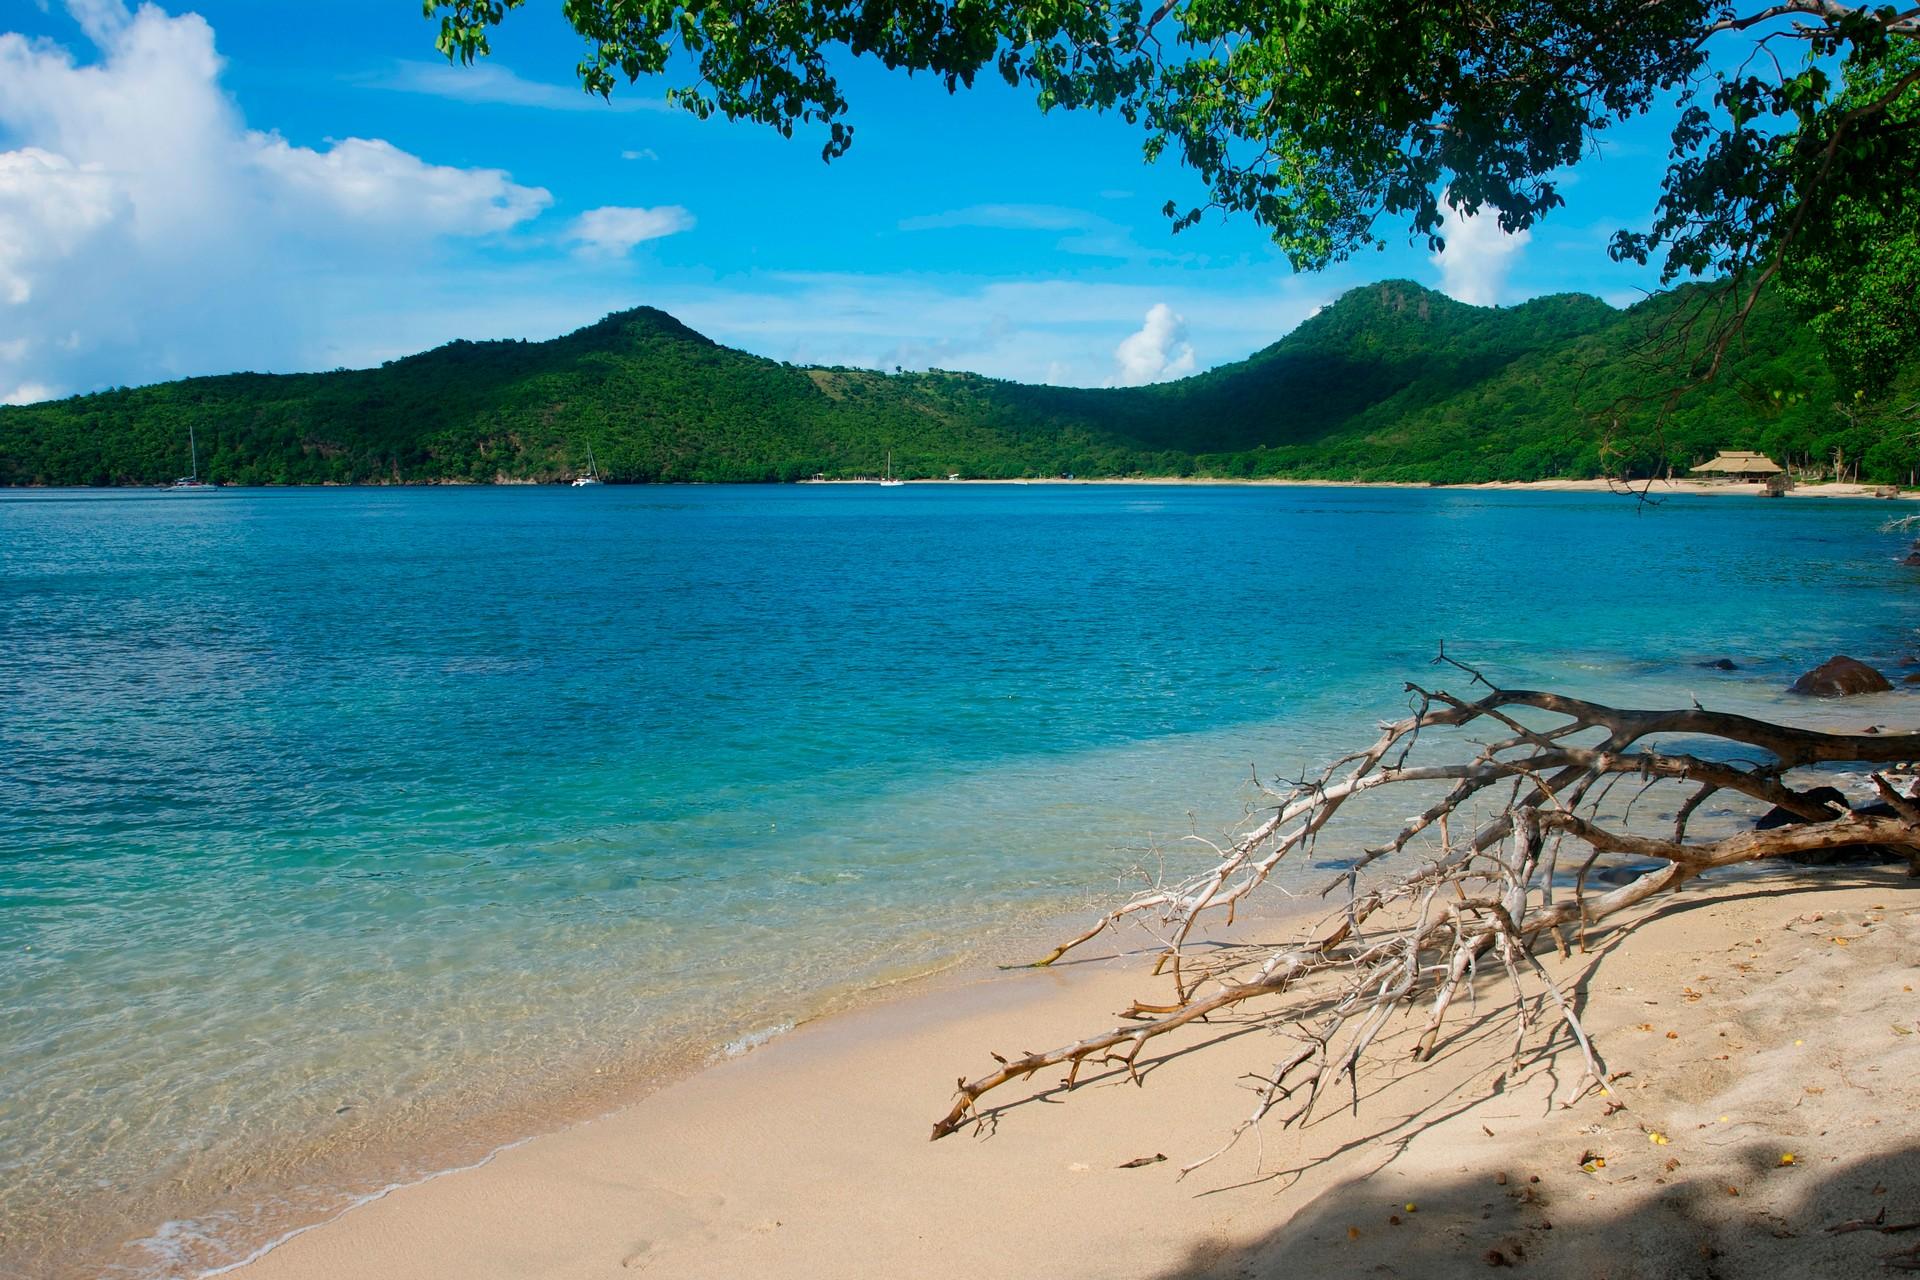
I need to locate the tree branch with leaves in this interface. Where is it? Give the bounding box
[426,1,1919,393]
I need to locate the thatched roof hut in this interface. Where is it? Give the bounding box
[1689,450,1783,479]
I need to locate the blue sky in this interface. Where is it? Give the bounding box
[0,0,1685,402]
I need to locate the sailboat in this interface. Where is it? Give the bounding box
[166,422,214,491]
[879,451,905,487]
[571,441,604,487]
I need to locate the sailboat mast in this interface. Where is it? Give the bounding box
[188,422,199,480]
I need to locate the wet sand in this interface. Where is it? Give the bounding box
[232,867,1920,1280]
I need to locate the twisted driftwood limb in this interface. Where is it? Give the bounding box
[932,663,1920,1144]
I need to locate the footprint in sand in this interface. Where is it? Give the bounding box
[619,1186,729,1270]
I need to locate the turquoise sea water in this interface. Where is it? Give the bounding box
[1,484,1914,1277]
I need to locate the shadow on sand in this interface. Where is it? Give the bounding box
[1150,1140,1920,1279]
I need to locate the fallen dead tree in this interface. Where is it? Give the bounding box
[932,659,1920,1164]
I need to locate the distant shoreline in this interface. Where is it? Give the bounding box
[810,475,1920,500]
[13,477,1915,500]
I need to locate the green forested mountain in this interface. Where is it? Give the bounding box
[3,279,1912,486]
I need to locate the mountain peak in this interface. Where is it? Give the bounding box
[0,277,1854,487]
[564,306,717,349]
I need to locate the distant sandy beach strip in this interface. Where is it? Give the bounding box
[232,860,1920,1280]
[811,476,1920,501]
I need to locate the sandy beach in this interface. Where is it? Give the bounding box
[231,864,1920,1280]
[811,476,1919,501]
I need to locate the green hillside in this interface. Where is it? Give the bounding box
[2,279,1912,486]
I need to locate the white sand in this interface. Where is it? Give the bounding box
[233,869,1920,1280]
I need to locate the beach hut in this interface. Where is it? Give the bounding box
[1688,450,1784,481]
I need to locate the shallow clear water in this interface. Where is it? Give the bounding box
[1,484,1913,1277]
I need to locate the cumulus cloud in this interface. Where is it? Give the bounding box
[1430,194,1531,307]
[252,135,548,234]
[569,205,696,257]
[63,0,129,44]
[3,381,57,406]
[1112,303,1196,386]
[0,148,124,305]
[0,3,555,399]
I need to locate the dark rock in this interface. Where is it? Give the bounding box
[1755,786,1850,829]
[1697,658,1739,671]
[1788,843,1912,868]
[1788,656,1892,696]
[1757,790,1917,869]
[1904,672,1920,685]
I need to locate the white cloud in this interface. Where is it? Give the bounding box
[63,0,128,44]
[3,381,56,405]
[1112,303,1196,386]
[0,4,556,398]
[621,148,659,162]
[252,135,549,234]
[0,148,124,304]
[569,205,695,257]
[1430,193,1531,307]
[373,60,665,113]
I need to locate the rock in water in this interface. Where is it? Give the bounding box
[1756,789,1916,868]
[1789,656,1892,696]
[1697,658,1739,670]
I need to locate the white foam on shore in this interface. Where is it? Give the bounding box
[117,1136,534,1280]
[721,1021,795,1058]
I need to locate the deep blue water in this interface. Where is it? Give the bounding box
[1,483,1913,1277]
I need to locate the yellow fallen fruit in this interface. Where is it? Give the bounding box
[1779,1153,1796,1166]
[1648,1132,1669,1145]
[1404,1203,1417,1213]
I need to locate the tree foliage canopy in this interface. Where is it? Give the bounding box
[428,2,1920,388]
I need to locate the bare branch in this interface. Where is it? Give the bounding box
[933,670,1920,1145]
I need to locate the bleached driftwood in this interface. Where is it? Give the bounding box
[932,659,1920,1161]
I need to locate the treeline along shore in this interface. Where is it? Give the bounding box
[4,280,1915,488]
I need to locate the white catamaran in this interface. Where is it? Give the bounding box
[571,442,604,487]
[879,451,904,486]
[166,423,214,491]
